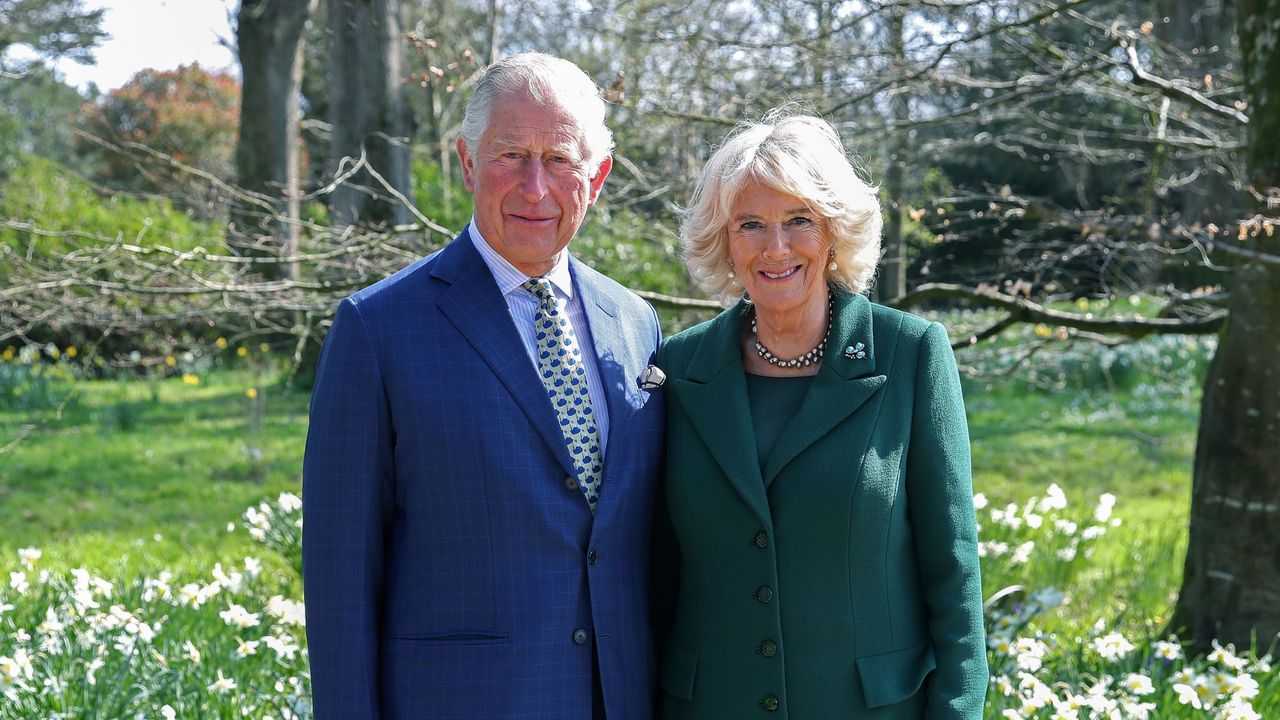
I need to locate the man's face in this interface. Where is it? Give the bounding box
[457,90,612,277]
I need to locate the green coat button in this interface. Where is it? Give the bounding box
[759,640,777,657]
[760,695,779,712]
[755,585,773,603]
[753,531,768,549]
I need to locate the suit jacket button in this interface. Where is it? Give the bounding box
[759,695,779,712]
[759,640,777,657]
[573,628,589,645]
[587,549,598,566]
[753,531,768,549]
[564,476,578,490]
[755,585,773,603]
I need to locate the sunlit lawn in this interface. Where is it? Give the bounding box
[0,369,308,575]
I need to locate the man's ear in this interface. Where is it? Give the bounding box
[457,137,476,192]
[586,155,613,206]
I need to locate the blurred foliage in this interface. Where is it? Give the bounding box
[74,63,240,220]
[0,65,88,175]
[0,0,106,68]
[0,153,218,257]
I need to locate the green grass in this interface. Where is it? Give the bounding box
[0,367,307,576]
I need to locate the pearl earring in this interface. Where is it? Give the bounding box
[827,249,838,272]
[727,260,735,279]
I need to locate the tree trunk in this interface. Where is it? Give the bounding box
[1173,0,1280,651]
[231,0,316,281]
[486,0,500,65]
[879,6,908,302]
[328,0,414,228]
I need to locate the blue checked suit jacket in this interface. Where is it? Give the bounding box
[302,230,665,720]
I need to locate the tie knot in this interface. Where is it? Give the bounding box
[523,277,556,306]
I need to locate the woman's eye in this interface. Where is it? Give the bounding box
[740,221,763,231]
[788,216,813,227]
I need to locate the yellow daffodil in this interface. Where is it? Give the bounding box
[182,374,200,385]
[164,356,176,367]
[215,337,228,349]
[245,388,258,399]
[237,347,249,358]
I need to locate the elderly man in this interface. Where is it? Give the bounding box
[303,53,665,720]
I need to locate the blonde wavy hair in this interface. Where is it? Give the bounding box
[680,111,882,305]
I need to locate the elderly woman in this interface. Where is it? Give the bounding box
[654,113,987,719]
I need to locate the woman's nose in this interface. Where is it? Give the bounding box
[762,224,789,258]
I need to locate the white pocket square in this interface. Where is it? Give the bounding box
[638,364,666,389]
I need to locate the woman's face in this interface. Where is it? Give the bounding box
[727,180,831,316]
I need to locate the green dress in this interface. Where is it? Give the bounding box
[653,290,988,720]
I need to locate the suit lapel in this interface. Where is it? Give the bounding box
[671,302,771,529]
[432,233,577,479]
[573,262,631,446]
[763,291,887,485]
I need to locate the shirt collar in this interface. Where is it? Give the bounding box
[468,220,574,299]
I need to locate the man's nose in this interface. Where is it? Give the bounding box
[519,161,549,201]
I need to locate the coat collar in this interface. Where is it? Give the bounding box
[685,289,882,383]
[672,288,887,527]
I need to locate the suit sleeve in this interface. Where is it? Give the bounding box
[303,298,394,720]
[906,322,988,718]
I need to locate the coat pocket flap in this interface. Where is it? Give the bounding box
[659,643,699,700]
[855,641,936,708]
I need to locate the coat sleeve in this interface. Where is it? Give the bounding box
[302,297,395,720]
[905,322,988,718]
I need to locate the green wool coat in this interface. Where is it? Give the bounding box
[653,290,988,719]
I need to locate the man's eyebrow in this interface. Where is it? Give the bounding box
[545,142,583,159]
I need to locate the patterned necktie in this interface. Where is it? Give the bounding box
[523,278,603,512]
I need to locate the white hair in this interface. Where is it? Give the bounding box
[680,111,883,305]
[459,52,614,168]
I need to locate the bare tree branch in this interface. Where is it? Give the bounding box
[889,282,1227,336]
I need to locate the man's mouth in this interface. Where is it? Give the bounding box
[510,213,556,223]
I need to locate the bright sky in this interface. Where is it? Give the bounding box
[51,0,237,92]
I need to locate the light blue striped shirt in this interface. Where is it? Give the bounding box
[468,222,610,454]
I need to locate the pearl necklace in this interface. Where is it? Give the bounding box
[751,295,834,369]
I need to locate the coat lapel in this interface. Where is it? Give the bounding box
[572,262,631,447]
[763,291,887,485]
[432,233,578,479]
[670,302,771,529]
